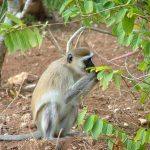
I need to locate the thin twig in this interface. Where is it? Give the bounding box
[110,51,139,61]
[122,77,137,100]
[0,78,25,116]
[82,3,128,17]
[124,56,150,81]
[46,29,64,54]
[55,128,63,150]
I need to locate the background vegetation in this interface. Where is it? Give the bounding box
[0,0,150,149]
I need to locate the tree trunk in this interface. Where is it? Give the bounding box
[0,41,6,86]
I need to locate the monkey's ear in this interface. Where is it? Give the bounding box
[67,54,73,63]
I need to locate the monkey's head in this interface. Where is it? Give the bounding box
[66,47,95,75]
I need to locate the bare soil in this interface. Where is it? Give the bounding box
[0,24,149,150]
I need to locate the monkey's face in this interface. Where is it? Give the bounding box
[67,53,95,75]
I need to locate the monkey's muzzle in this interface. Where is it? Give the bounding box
[84,58,95,72]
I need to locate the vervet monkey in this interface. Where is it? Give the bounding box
[0,47,97,140]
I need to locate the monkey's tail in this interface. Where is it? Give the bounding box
[0,130,42,141]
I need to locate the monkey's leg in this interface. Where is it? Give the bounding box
[65,72,97,104]
[40,102,59,139]
[57,106,78,137]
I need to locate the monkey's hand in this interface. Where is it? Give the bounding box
[64,72,97,104]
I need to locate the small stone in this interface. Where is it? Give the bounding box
[114,108,119,113]
[123,122,129,127]
[45,146,51,150]
[17,102,22,106]
[108,105,112,109]
[22,105,29,111]
[6,116,10,122]
[12,114,18,118]
[103,115,111,120]
[20,122,28,128]
[138,118,147,125]
[126,107,131,110]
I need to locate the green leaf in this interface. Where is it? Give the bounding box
[143,41,150,56]
[15,30,31,52]
[33,27,43,48]
[96,66,112,72]
[97,70,105,80]
[23,28,37,47]
[106,124,113,135]
[84,0,94,14]
[122,14,135,34]
[145,129,150,143]
[6,13,23,25]
[123,33,134,46]
[140,92,148,104]
[62,5,79,23]
[59,0,74,14]
[77,107,87,126]
[14,30,25,51]
[147,114,150,122]
[101,72,114,90]
[138,62,147,72]
[115,8,128,24]
[83,114,95,133]
[0,24,13,29]
[113,74,121,90]
[91,119,103,140]
[108,139,115,150]
[4,33,15,52]
[138,144,146,150]
[127,139,136,150]
[102,121,108,135]
[134,128,145,142]
[131,32,142,50]
[106,16,116,26]
[116,22,126,44]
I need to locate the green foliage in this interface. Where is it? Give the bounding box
[89,66,123,90]
[6,13,23,25]
[77,107,87,127]
[78,108,150,149]
[0,12,43,53]
[4,27,42,53]
[43,0,64,11]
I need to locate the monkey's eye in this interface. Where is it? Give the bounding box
[67,54,73,63]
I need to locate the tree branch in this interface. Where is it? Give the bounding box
[110,51,139,61]
[66,26,111,53]
[46,29,64,54]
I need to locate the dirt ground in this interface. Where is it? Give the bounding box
[0,24,149,150]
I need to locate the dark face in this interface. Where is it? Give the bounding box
[83,57,95,71]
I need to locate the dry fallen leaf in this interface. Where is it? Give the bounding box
[8,72,28,85]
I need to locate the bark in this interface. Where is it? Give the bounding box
[0,0,21,85]
[0,40,6,86]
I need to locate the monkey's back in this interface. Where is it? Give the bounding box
[31,57,75,122]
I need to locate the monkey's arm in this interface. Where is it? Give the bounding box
[0,130,41,141]
[64,72,97,104]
